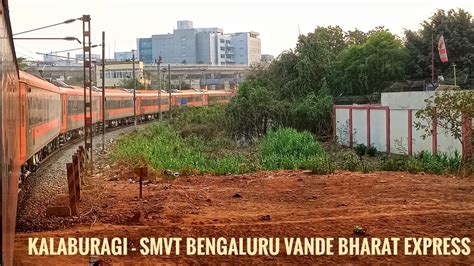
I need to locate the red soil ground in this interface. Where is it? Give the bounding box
[14,169,474,265]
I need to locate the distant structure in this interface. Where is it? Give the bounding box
[261,54,274,63]
[74,53,101,63]
[114,51,135,61]
[96,60,147,87]
[137,20,261,66]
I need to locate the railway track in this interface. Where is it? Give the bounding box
[16,121,151,232]
[23,117,158,188]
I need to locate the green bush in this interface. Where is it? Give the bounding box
[380,152,462,174]
[170,105,228,139]
[405,158,423,173]
[299,156,335,174]
[339,153,361,172]
[366,145,377,157]
[260,128,326,170]
[354,144,367,159]
[380,155,407,171]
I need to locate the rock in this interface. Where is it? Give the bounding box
[173,172,180,177]
[259,215,272,221]
[107,176,119,181]
[232,192,242,198]
[353,226,366,235]
[128,178,134,183]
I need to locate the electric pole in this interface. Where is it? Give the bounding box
[132,49,137,129]
[168,64,171,117]
[156,56,162,120]
[101,31,105,152]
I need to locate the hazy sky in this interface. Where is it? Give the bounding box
[10,0,473,61]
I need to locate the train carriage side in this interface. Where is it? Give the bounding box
[136,90,170,116]
[69,86,101,124]
[19,71,62,167]
[174,91,205,108]
[104,89,134,126]
[1,0,20,263]
[60,87,100,137]
[206,90,235,105]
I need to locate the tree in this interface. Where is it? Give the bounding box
[415,90,474,162]
[404,9,474,88]
[119,78,145,89]
[345,29,367,45]
[295,26,347,95]
[17,57,29,70]
[333,31,408,95]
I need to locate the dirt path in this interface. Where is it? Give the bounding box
[14,169,474,264]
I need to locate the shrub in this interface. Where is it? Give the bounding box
[299,156,335,174]
[380,155,407,171]
[354,144,367,159]
[361,161,373,173]
[405,158,423,173]
[260,128,326,170]
[366,145,377,157]
[338,153,361,172]
[380,152,462,175]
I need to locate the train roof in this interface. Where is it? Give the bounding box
[59,86,101,96]
[19,70,61,93]
[136,89,233,96]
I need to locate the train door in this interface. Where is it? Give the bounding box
[19,82,27,162]
[61,95,67,132]
[136,96,141,116]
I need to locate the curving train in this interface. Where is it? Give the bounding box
[18,70,234,185]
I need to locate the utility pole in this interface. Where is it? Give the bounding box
[168,64,171,116]
[82,14,93,174]
[132,49,137,129]
[453,64,457,87]
[156,56,162,120]
[431,33,435,83]
[101,31,106,152]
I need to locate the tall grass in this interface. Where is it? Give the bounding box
[380,151,462,174]
[112,123,257,175]
[260,128,330,171]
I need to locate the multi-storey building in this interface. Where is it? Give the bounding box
[114,51,135,61]
[137,20,261,66]
[96,60,147,87]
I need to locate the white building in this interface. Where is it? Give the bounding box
[137,20,261,66]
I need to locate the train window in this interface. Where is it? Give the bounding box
[28,88,60,126]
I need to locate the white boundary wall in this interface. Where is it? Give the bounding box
[334,92,468,156]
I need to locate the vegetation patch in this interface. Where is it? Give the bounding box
[112,123,257,175]
[260,128,327,170]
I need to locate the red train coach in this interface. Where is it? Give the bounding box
[136,90,170,118]
[19,71,62,174]
[104,88,135,126]
[1,0,20,264]
[207,90,235,105]
[174,91,206,108]
[60,86,100,140]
